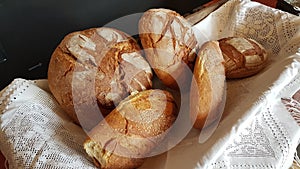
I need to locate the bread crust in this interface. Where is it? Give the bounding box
[190,41,226,129]
[84,89,178,169]
[218,37,268,78]
[48,27,153,129]
[139,8,197,89]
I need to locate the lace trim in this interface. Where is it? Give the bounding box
[235,6,281,56]
[210,160,275,169]
[263,108,291,168]
[0,79,34,113]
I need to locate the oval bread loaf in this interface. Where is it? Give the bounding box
[218,37,268,78]
[84,89,178,169]
[48,27,153,129]
[190,41,226,129]
[139,8,197,89]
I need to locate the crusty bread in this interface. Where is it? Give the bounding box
[84,89,178,169]
[218,37,268,78]
[190,41,226,129]
[48,27,153,130]
[139,8,197,89]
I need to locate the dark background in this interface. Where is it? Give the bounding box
[0,0,211,90]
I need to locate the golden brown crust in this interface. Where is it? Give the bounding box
[139,8,197,89]
[190,41,226,129]
[84,138,145,169]
[84,89,178,169]
[218,37,268,78]
[48,27,153,129]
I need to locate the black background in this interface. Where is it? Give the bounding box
[0,0,211,90]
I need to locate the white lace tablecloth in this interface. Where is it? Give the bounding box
[0,79,96,168]
[1,0,300,169]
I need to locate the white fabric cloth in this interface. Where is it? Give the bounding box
[0,79,96,168]
[0,0,300,169]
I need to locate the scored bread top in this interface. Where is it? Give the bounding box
[48,27,153,129]
[84,89,178,169]
[218,37,268,78]
[139,8,197,89]
[88,89,178,139]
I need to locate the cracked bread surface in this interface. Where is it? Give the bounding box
[139,8,197,89]
[218,37,268,78]
[48,27,153,130]
[84,89,178,169]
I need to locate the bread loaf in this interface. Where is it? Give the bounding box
[139,8,197,89]
[190,41,226,129]
[218,37,268,78]
[84,89,178,169]
[48,27,153,129]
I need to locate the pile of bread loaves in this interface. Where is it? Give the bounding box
[48,8,268,169]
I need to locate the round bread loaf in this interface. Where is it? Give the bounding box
[48,27,153,129]
[139,8,197,89]
[218,37,268,78]
[84,89,178,169]
[190,41,226,129]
